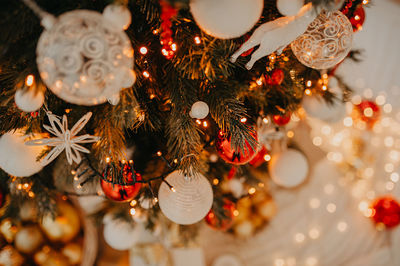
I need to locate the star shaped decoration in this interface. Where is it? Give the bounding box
[256,117,285,150]
[26,112,100,166]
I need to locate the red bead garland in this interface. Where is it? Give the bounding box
[160,0,177,59]
[350,5,365,32]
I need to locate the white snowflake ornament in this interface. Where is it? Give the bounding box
[25,112,100,166]
[32,3,135,106]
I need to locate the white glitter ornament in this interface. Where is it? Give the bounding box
[291,10,353,69]
[33,3,135,105]
[15,89,44,113]
[190,0,263,39]
[276,0,304,16]
[189,101,209,119]
[158,170,213,225]
[268,148,309,188]
[0,130,44,177]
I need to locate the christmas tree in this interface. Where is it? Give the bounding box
[2,0,396,265]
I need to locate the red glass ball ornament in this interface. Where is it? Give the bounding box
[101,163,142,202]
[370,196,400,229]
[353,100,380,129]
[272,113,291,126]
[350,6,365,32]
[205,200,236,231]
[215,130,258,165]
[249,146,268,168]
[266,69,284,86]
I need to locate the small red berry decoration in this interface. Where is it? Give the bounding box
[205,200,236,231]
[215,130,258,165]
[353,100,380,129]
[272,113,291,126]
[370,196,400,229]
[266,69,284,86]
[350,5,365,32]
[101,161,142,202]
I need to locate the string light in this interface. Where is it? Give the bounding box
[139,46,148,55]
[25,74,34,86]
[287,130,294,138]
[309,198,321,209]
[256,78,263,86]
[264,154,271,161]
[240,117,247,123]
[248,187,256,195]
[306,80,312,87]
[305,89,312,95]
[194,36,201,44]
[142,71,150,78]
[294,233,305,243]
[337,221,348,232]
[130,200,137,207]
[326,203,337,213]
[130,208,136,216]
[308,228,320,239]
[212,178,219,185]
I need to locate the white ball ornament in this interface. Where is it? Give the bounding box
[268,149,309,188]
[0,130,43,177]
[36,5,135,106]
[291,10,353,69]
[276,0,304,16]
[190,101,209,119]
[190,0,264,39]
[15,89,44,112]
[103,4,132,30]
[103,218,136,250]
[158,170,213,225]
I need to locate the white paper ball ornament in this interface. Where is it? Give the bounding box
[276,0,304,16]
[189,101,209,119]
[36,4,135,106]
[0,130,44,177]
[190,0,264,39]
[291,10,353,69]
[268,148,309,188]
[158,170,213,225]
